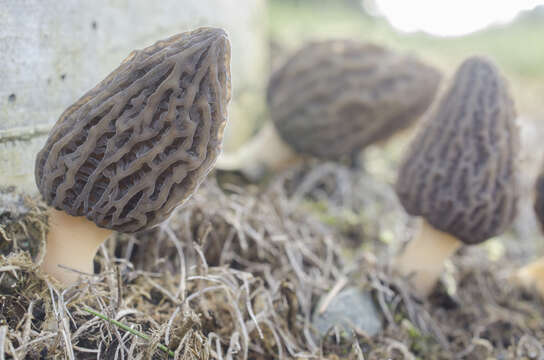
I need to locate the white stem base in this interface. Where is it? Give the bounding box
[394,220,462,297]
[216,122,300,180]
[40,209,113,286]
[515,257,544,297]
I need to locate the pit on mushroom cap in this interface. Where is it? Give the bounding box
[394,56,519,297]
[35,27,231,285]
[217,40,442,180]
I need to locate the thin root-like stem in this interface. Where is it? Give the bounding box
[216,122,301,180]
[394,220,462,298]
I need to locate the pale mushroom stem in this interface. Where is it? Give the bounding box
[514,258,544,297]
[40,209,113,285]
[394,219,462,297]
[216,122,300,180]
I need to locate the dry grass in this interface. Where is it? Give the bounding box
[1,173,345,359]
[2,162,544,359]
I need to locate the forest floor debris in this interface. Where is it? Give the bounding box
[1,162,544,359]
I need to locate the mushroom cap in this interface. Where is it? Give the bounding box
[266,40,442,159]
[534,163,544,230]
[35,27,231,233]
[395,56,519,245]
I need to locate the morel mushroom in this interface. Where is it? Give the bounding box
[217,40,441,180]
[35,27,231,285]
[394,56,519,297]
[514,163,544,296]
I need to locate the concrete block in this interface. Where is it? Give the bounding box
[0,0,267,193]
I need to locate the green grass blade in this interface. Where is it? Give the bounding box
[83,306,175,357]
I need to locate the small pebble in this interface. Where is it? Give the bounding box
[312,287,383,340]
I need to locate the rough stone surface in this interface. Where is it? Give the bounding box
[312,287,383,339]
[267,40,441,159]
[35,28,231,233]
[396,57,519,245]
[0,0,267,193]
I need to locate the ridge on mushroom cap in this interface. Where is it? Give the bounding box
[35,27,231,233]
[395,56,519,244]
[267,40,442,159]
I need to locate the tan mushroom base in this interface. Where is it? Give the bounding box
[394,220,462,298]
[514,258,544,297]
[216,122,301,180]
[40,209,113,286]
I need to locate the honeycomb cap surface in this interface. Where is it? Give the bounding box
[395,56,519,244]
[35,27,231,232]
[267,40,442,159]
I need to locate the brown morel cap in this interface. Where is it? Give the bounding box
[534,163,544,230]
[395,56,519,245]
[267,40,441,159]
[35,27,231,233]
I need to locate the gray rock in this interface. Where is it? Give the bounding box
[312,287,383,340]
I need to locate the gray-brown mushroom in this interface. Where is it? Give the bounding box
[35,27,231,285]
[217,40,441,180]
[394,56,519,297]
[534,168,544,227]
[514,162,544,296]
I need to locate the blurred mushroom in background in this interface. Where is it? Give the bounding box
[34,27,231,285]
[515,161,544,297]
[216,39,442,180]
[394,56,519,298]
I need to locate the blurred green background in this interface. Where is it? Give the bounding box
[268,0,544,118]
[265,0,544,258]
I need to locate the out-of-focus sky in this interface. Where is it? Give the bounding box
[371,0,544,36]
